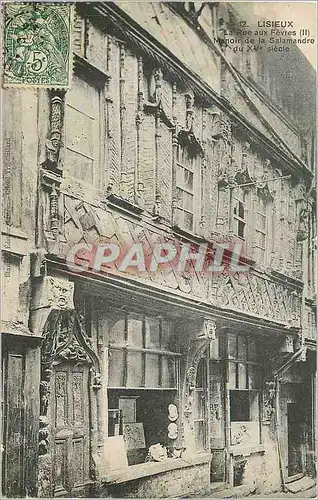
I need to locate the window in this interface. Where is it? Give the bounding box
[233,191,247,239]
[254,198,267,264]
[175,147,199,232]
[108,312,179,389]
[65,74,100,185]
[108,311,180,465]
[227,333,260,446]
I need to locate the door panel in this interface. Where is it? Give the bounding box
[51,363,90,496]
[287,402,304,477]
[2,352,26,497]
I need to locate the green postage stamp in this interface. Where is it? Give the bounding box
[3,3,72,88]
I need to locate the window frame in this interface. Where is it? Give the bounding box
[108,312,180,391]
[232,189,248,241]
[254,205,267,264]
[175,145,201,234]
[193,358,209,452]
[63,56,108,188]
[253,193,272,266]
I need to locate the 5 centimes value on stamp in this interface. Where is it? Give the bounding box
[3,3,73,88]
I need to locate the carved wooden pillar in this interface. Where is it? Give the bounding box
[40,90,65,253]
[153,69,163,217]
[135,56,145,207]
[172,82,178,225]
[215,113,232,237]
[200,108,207,232]
[105,35,115,195]
[119,42,126,180]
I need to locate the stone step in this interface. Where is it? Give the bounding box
[285,476,316,494]
[210,482,228,493]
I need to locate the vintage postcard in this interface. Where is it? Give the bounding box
[1,1,316,499]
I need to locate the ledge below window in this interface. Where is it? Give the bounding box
[102,453,211,484]
[230,444,265,457]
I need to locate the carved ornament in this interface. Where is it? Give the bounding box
[39,309,102,455]
[178,92,203,155]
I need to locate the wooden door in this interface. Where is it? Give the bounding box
[2,340,40,498]
[50,362,90,496]
[2,348,26,497]
[287,402,304,477]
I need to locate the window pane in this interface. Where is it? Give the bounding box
[65,75,99,185]
[108,349,124,387]
[230,390,250,421]
[176,165,183,186]
[176,188,183,206]
[238,201,245,219]
[237,336,247,361]
[145,317,160,349]
[257,213,266,230]
[184,170,194,190]
[145,354,159,388]
[233,200,238,216]
[126,352,143,387]
[248,338,257,361]
[228,334,237,359]
[108,310,125,345]
[256,231,266,248]
[175,208,183,227]
[248,366,258,389]
[161,319,172,350]
[238,220,245,238]
[183,191,193,212]
[184,212,194,231]
[238,363,247,389]
[127,313,143,348]
[119,398,136,423]
[250,392,259,420]
[161,356,176,388]
[228,362,237,389]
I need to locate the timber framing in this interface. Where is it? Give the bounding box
[46,257,300,337]
[79,2,313,183]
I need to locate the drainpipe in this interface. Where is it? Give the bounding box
[273,346,307,492]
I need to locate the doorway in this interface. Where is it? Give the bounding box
[287,402,304,477]
[194,358,208,452]
[50,362,91,496]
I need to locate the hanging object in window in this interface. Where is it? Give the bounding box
[168,422,178,440]
[168,404,178,422]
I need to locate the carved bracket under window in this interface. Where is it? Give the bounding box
[257,183,274,202]
[144,68,174,128]
[178,92,203,156]
[297,207,309,242]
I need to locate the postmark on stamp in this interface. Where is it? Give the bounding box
[3,3,72,88]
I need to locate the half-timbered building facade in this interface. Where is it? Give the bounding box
[1,2,316,498]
